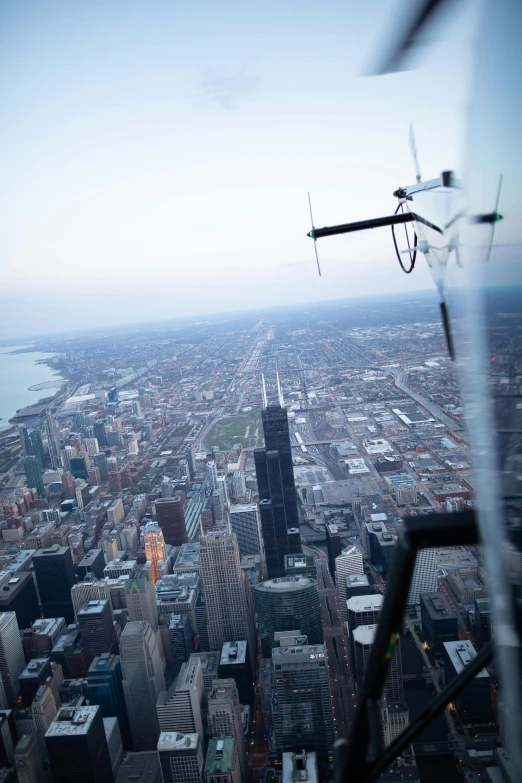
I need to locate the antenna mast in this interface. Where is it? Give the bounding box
[276,365,284,407]
[261,374,268,409]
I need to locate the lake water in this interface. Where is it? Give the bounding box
[0,345,64,429]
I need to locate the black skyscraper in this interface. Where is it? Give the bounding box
[33,545,76,623]
[255,400,301,578]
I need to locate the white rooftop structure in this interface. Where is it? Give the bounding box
[46,706,99,736]
[157,730,199,751]
[352,624,378,646]
[347,594,384,614]
[443,640,490,677]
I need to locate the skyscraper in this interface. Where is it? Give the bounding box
[229,504,262,558]
[254,396,301,578]
[120,621,166,751]
[32,545,76,623]
[199,532,256,670]
[408,548,437,606]
[45,414,61,469]
[0,612,26,704]
[325,523,343,582]
[155,497,188,546]
[29,430,45,470]
[156,657,204,740]
[125,569,159,629]
[204,736,240,783]
[270,642,334,767]
[335,545,364,623]
[86,653,132,750]
[352,624,404,703]
[24,456,44,499]
[254,576,323,658]
[14,733,44,783]
[77,600,117,665]
[45,705,113,783]
[207,679,247,783]
[143,523,167,584]
[94,422,108,449]
[157,731,204,783]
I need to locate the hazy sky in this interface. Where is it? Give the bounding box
[1,0,477,338]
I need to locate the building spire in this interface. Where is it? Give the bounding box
[262,374,268,409]
[276,364,284,407]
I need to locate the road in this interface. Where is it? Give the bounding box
[315,556,357,741]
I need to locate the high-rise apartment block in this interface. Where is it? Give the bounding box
[254,576,323,658]
[255,401,301,579]
[208,679,247,783]
[443,641,491,724]
[45,705,113,783]
[120,621,166,751]
[0,570,40,630]
[33,545,76,623]
[155,497,188,546]
[218,640,254,706]
[157,731,204,783]
[199,532,256,669]
[0,612,26,704]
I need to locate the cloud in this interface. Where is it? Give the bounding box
[195,70,260,110]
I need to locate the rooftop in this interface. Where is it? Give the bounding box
[205,736,235,773]
[444,641,489,678]
[255,576,316,593]
[157,731,199,752]
[220,640,247,666]
[352,624,378,646]
[272,643,327,665]
[347,594,384,613]
[46,706,99,736]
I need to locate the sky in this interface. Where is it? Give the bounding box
[0,0,478,338]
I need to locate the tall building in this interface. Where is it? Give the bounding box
[77,600,117,665]
[157,731,204,783]
[45,414,61,469]
[84,438,100,457]
[0,570,40,630]
[208,679,247,783]
[229,504,262,558]
[33,545,76,623]
[169,614,194,662]
[254,398,301,578]
[205,736,240,783]
[408,548,437,606]
[125,570,159,629]
[120,621,166,751]
[325,524,343,583]
[199,532,256,670]
[93,453,109,483]
[282,750,318,783]
[143,523,167,584]
[14,733,45,783]
[443,641,491,724]
[254,576,323,658]
[45,705,113,783]
[218,640,254,706]
[19,425,33,457]
[0,612,26,704]
[86,653,132,750]
[24,456,44,498]
[352,624,404,703]
[19,657,52,707]
[94,422,108,449]
[156,657,204,740]
[104,717,123,780]
[29,430,45,470]
[474,598,492,649]
[420,592,458,655]
[206,462,218,493]
[270,642,334,767]
[155,497,188,546]
[335,545,364,623]
[31,684,58,762]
